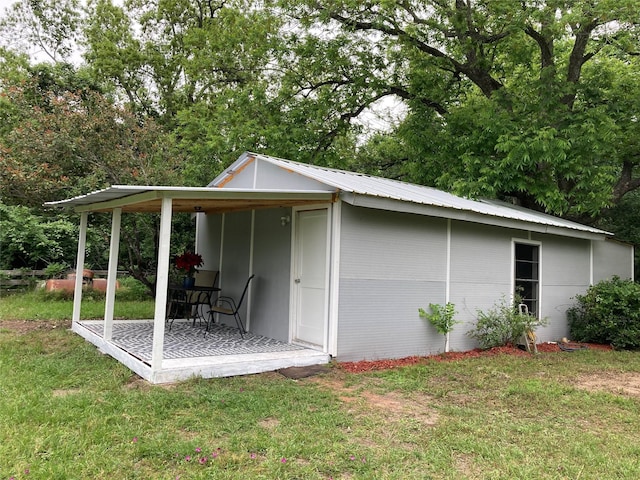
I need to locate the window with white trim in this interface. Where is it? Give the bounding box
[514,243,540,316]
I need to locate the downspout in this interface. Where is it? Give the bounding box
[589,240,594,286]
[445,218,452,353]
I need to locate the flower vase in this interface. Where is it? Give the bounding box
[183,276,195,288]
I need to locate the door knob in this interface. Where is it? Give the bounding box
[294,278,301,283]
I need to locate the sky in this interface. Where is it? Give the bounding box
[0,0,15,14]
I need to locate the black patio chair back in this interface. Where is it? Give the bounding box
[207,274,255,338]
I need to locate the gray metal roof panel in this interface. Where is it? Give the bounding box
[45,153,610,237]
[251,153,609,236]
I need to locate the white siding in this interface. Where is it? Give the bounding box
[250,208,293,341]
[196,213,222,271]
[218,211,252,328]
[532,234,590,341]
[593,239,634,283]
[448,221,518,351]
[336,204,448,361]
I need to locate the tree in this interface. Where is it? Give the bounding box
[83,0,360,185]
[0,64,180,207]
[0,201,78,269]
[0,60,186,292]
[278,0,640,221]
[0,0,83,62]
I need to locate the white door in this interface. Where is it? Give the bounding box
[292,208,329,348]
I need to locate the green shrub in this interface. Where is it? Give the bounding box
[116,277,152,301]
[467,295,547,349]
[419,302,459,352]
[44,262,69,279]
[567,277,640,350]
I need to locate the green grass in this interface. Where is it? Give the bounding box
[1,295,640,478]
[0,290,155,321]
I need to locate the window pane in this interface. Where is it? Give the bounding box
[514,243,540,316]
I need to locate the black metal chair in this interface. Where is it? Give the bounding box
[206,274,255,338]
[166,270,219,329]
[187,270,219,325]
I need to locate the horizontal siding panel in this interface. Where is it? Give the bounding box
[337,279,446,361]
[450,221,513,284]
[538,285,588,341]
[593,240,633,282]
[340,205,447,281]
[538,236,590,286]
[250,209,292,341]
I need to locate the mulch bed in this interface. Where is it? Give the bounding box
[339,342,613,373]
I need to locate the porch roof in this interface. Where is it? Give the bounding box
[45,185,337,214]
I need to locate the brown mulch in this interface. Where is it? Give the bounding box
[339,342,613,373]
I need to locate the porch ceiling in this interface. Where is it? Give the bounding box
[45,186,337,214]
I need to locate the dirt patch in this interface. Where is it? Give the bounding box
[258,417,281,429]
[52,389,81,397]
[278,364,330,379]
[454,452,483,479]
[0,320,71,334]
[312,377,439,427]
[573,371,640,397]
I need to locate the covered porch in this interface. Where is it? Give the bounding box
[46,167,337,383]
[74,319,329,384]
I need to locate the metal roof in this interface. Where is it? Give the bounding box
[244,153,610,237]
[46,151,610,238]
[45,185,335,213]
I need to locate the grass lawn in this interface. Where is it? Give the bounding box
[1,296,640,478]
[0,291,155,321]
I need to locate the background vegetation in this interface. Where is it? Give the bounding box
[1,0,639,284]
[568,277,640,350]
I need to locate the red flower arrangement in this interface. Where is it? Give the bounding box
[174,251,203,277]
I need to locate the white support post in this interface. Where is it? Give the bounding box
[246,209,255,331]
[72,212,89,325]
[104,208,122,341]
[589,240,594,286]
[445,219,452,353]
[151,197,173,374]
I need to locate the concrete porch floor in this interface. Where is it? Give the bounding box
[73,319,330,384]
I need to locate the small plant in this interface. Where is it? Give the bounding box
[419,302,459,352]
[467,295,546,349]
[568,276,640,350]
[44,262,68,279]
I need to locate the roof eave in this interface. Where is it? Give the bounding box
[341,192,610,241]
[45,186,337,214]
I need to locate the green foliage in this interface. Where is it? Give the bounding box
[467,295,547,349]
[0,0,82,62]
[419,302,459,352]
[283,0,640,220]
[43,262,68,279]
[0,72,182,207]
[419,302,458,336]
[0,202,78,269]
[568,277,640,350]
[116,276,153,301]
